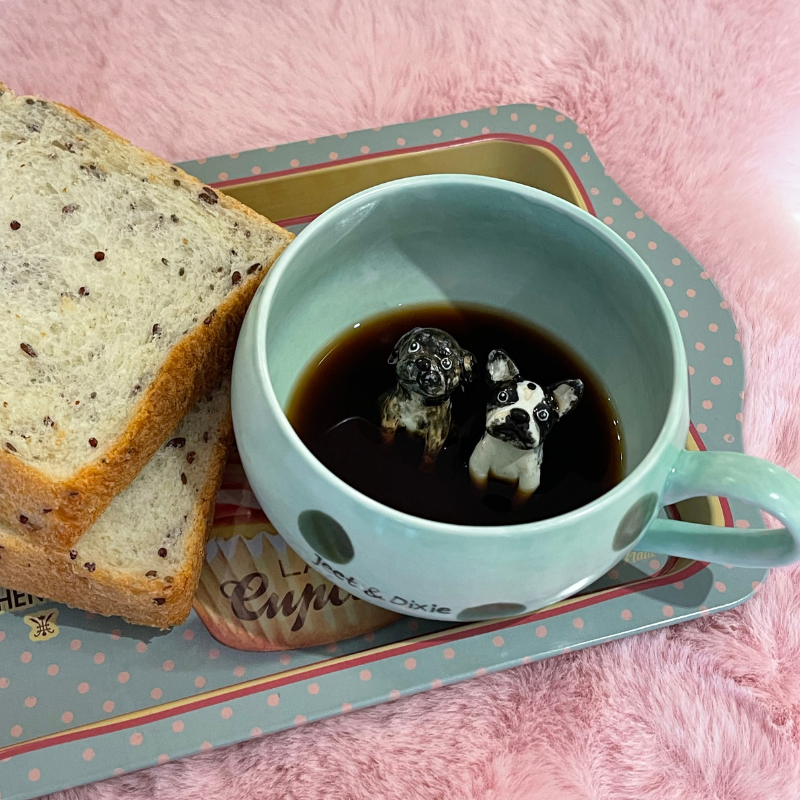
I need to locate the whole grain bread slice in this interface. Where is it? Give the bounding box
[0,83,292,547]
[0,383,231,628]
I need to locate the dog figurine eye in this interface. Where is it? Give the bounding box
[440,357,452,370]
[497,390,509,403]
[536,408,549,421]
[408,341,421,353]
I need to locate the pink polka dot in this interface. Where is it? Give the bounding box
[360,145,370,154]
[221,707,233,720]
[697,423,708,433]
[688,366,695,375]
[492,636,504,647]
[28,768,40,782]
[396,138,407,147]
[572,618,584,629]
[648,241,657,250]
[476,667,488,677]
[136,642,147,653]
[78,682,89,694]
[736,519,751,528]
[151,688,163,700]
[47,664,59,676]
[62,711,73,723]
[695,342,705,351]
[723,357,733,366]
[308,683,320,695]
[724,433,735,444]
[711,376,721,385]
[650,559,661,570]
[608,569,619,579]
[674,581,685,590]
[130,733,143,746]
[251,166,262,175]
[563,141,573,149]
[700,271,710,280]
[294,714,307,726]
[752,581,761,591]
[25,696,37,708]
[546,134,554,142]
[268,694,280,707]
[603,216,613,224]
[535,625,547,638]
[720,300,729,309]
[118,672,130,684]
[529,124,537,133]
[621,609,632,621]
[83,748,94,761]
[267,146,276,152]
[709,323,719,332]
[200,741,213,751]
[444,647,455,659]
[626,231,636,240]
[157,754,169,765]
[328,152,338,160]
[233,666,245,678]
[679,310,689,318]
[360,669,372,681]
[581,154,590,162]
[431,679,444,689]
[337,133,347,139]
[672,257,681,266]
[194,676,206,689]
[612,197,622,206]
[110,630,121,640]
[735,334,742,343]
[390,689,402,699]
[686,289,696,298]
[21,651,32,663]
[250,727,263,737]
[555,114,565,122]
[715,581,727,593]
[289,159,300,168]
[432,128,442,137]
[702,400,713,410]
[103,701,115,713]
[197,158,206,165]
[740,391,745,399]
[70,639,81,651]
[407,619,420,632]
[460,120,470,129]
[341,702,353,712]
[93,652,105,665]
[280,653,291,666]
[11,725,22,737]
[172,720,184,732]
[325,643,338,653]
[217,172,228,181]
[404,658,417,670]
[163,660,174,672]
[522,656,532,664]
[590,187,599,196]
[635,211,645,219]
[736,412,744,422]
[663,606,674,618]
[664,278,673,287]
[307,138,317,144]
[364,631,375,643]
[510,113,519,122]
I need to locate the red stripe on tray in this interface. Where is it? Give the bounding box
[209,133,596,218]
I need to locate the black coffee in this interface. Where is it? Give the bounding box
[287,304,624,526]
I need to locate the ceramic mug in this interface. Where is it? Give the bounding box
[231,175,800,621]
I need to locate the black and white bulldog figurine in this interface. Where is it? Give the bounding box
[381,327,475,469]
[469,349,583,501]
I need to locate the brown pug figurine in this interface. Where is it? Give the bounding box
[380,327,475,469]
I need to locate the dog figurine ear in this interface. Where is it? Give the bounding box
[460,351,477,384]
[387,327,423,365]
[486,349,520,385]
[548,379,584,417]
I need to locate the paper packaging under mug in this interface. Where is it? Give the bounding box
[231,174,800,621]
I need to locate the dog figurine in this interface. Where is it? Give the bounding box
[469,349,583,502]
[380,327,475,469]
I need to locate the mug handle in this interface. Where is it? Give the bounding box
[637,450,800,567]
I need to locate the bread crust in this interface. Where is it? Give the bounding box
[0,87,293,547]
[0,412,232,628]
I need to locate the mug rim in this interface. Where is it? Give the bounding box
[248,174,688,535]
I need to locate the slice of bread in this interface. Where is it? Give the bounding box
[0,383,231,628]
[0,84,292,547]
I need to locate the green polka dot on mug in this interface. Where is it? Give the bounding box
[613,494,659,551]
[298,510,354,564]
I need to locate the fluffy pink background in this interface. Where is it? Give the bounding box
[4,0,800,797]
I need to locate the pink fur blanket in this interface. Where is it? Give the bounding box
[4,0,800,797]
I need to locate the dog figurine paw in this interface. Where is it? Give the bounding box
[468,349,583,501]
[380,327,475,469]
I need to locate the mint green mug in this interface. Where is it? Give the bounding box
[231,175,800,621]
